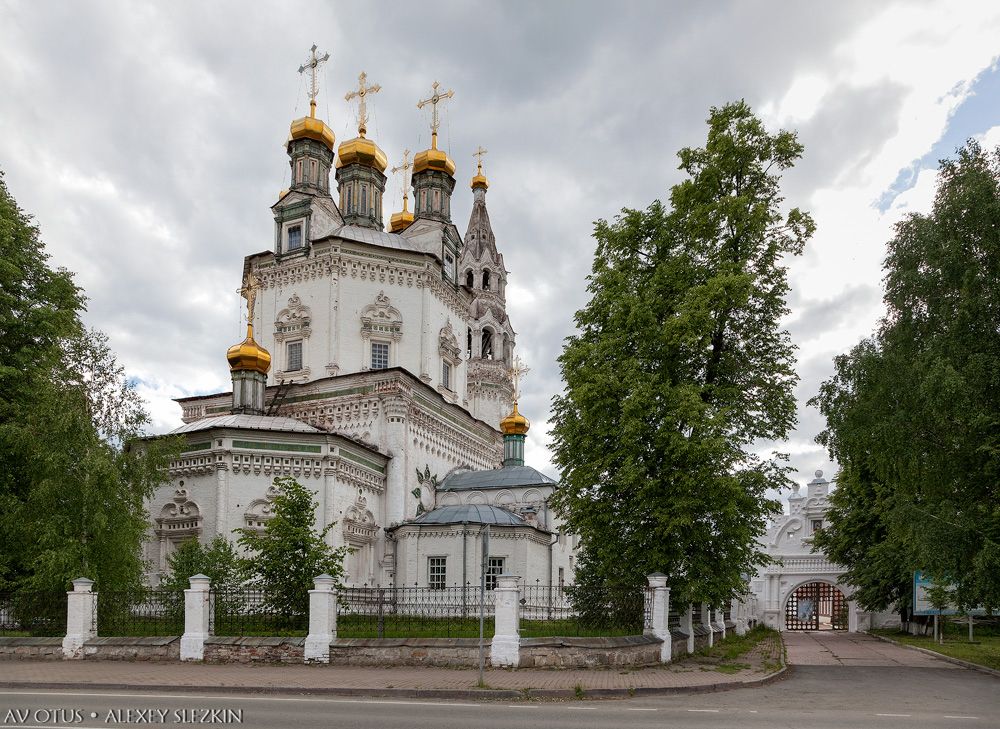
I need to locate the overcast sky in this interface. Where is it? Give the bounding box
[2,1,999,492]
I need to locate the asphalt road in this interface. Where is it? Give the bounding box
[0,665,995,729]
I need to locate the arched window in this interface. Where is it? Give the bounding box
[482,270,491,290]
[346,186,353,213]
[465,270,474,288]
[481,329,493,359]
[361,185,368,216]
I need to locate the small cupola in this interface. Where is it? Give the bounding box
[388,149,415,233]
[228,271,271,415]
[286,45,336,196]
[412,81,456,223]
[336,71,388,229]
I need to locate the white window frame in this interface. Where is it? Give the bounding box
[428,556,447,590]
[485,557,505,590]
[370,340,390,370]
[286,340,303,372]
[283,219,305,252]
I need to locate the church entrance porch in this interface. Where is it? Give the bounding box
[784,581,848,631]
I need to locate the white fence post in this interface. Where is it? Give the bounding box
[682,603,695,654]
[733,596,748,635]
[180,574,211,662]
[699,603,714,648]
[491,574,521,667]
[305,574,337,663]
[62,578,96,659]
[645,573,672,663]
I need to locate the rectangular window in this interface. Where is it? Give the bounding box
[441,361,451,390]
[310,159,317,182]
[371,341,389,370]
[558,567,565,586]
[286,341,303,372]
[287,224,302,251]
[428,557,446,590]
[812,520,823,532]
[485,557,505,591]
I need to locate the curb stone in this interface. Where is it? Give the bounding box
[0,665,791,701]
[865,631,1000,679]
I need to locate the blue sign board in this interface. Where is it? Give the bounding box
[912,571,986,616]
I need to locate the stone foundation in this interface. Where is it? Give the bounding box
[330,638,487,667]
[0,637,64,660]
[519,635,662,668]
[82,637,179,661]
[204,637,305,663]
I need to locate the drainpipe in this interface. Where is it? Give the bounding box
[462,522,468,586]
[548,533,558,587]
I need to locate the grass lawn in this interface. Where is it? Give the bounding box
[674,625,783,675]
[872,626,1000,671]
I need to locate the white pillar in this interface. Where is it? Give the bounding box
[180,574,211,661]
[62,578,96,659]
[645,573,672,663]
[715,607,726,639]
[733,597,748,636]
[305,574,338,663]
[700,603,714,647]
[491,574,521,667]
[681,603,695,655]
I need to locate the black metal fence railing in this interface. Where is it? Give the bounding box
[338,585,495,638]
[520,584,647,637]
[210,589,308,637]
[643,586,655,632]
[668,608,682,629]
[97,589,186,637]
[0,591,66,637]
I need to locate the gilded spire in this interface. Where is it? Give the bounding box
[298,43,330,119]
[227,269,271,375]
[344,71,381,138]
[413,81,456,176]
[389,149,415,233]
[289,44,335,151]
[500,356,530,436]
[416,81,454,150]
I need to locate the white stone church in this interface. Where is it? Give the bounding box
[145,51,575,589]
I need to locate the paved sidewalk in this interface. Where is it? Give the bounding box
[784,631,956,668]
[0,658,784,698]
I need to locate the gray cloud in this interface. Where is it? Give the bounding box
[0,0,976,489]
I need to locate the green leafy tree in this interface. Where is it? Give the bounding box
[550,101,814,608]
[7,330,176,594]
[812,140,1000,614]
[237,476,349,626]
[160,536,243,594]
[0,171,176,594]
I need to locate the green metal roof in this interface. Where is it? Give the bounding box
[409,504,528,526]
[437,465,557,491]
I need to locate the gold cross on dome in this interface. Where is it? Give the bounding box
[472,145,488,173]
[298,44,331,116]
[416,81,454,148]
[508,355,529,402]
[345,71,381,137]
[391,149,413,209]
[238,268,263,324]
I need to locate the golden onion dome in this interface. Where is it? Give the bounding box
[470,159,488,190]
[389,208,414,233]
[288,102,336,152]
[500,402,530,436]
[336,133,388,172]
[227,325,271,375]
[413,133,456,176]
